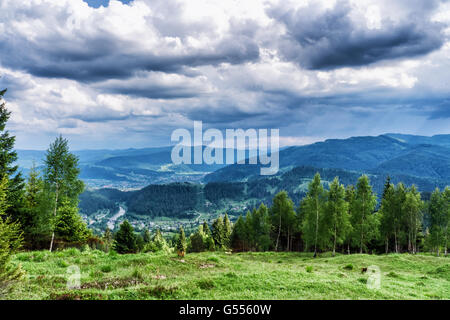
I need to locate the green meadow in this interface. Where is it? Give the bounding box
[4,249,449,300]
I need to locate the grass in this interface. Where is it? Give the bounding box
[3,250,449,300]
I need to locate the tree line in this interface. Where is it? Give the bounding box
[110,173,449,258]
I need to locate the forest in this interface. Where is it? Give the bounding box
[0,88,449,298]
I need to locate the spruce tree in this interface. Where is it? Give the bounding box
[212,217,224,249]
[223,214,232,248]
[113,220,137,254]
[0,89,24,218]
[202,221,211,237]
[230,215,246,251]
[143,229,151,243]
[0,176,24,295]
[176,226,187,256]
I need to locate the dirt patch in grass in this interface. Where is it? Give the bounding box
[80,277,145,290]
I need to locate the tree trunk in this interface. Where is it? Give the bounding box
[347,243,350,255]
[360,195,365,254]
[49,185,59,252]
[314,199,319,258]
[385,237,389,254]
[275,214,281,252]
[394,231,398,253]
[333,224,337,257]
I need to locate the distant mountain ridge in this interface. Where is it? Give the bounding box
[205,134,450,183]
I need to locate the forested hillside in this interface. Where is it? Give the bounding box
[205,134,450,183]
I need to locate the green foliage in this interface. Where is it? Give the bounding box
[323,177,351,255]
[176,226,187,254]
[113,220,138,254]
[301,174,326,254]
[0,176,24,295]
[54,199,90,243]
[350,175,378,253]
[144,229,169,253]
[44,135,85,251]
[103,227,114,252]
[0,89,24,218]
[211,217,225,249]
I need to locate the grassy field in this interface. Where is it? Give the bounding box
[4,249,449,300]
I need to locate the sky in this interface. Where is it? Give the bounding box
[0,0,450,150]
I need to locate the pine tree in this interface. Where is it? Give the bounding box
[202,221,211,237]
[350,175,378,254]
[176,226,187,257]
[22,164,52,248]
[0,176,24,295]
[0,89,24,218]
[44,135,84,251]
[113,220,137,254]
[223,214,232,248]
[143,229,151,243]
[54,199,89,243]
[323,177,351,256]
[301,174,326,257]
[230,215,246,251]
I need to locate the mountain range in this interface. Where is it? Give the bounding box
[38,132,449,232]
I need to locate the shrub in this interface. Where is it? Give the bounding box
[343,264,354,270]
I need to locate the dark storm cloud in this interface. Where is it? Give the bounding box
[1,37,259,83]
[267,1,445,70]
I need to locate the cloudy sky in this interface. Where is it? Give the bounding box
[1,0,450,150]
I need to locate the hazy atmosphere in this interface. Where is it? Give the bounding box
[1,0,450,149]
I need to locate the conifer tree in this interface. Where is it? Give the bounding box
[230,215,246,251]
[202,221,211,237]
[379,182,396,253]
[0,176,24,295]
[212,217,224,249]
[113,220,137,254]
[0,89,24,218]
[176,226,187,256]
[143,229,151,243]
[223,214,232,248]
